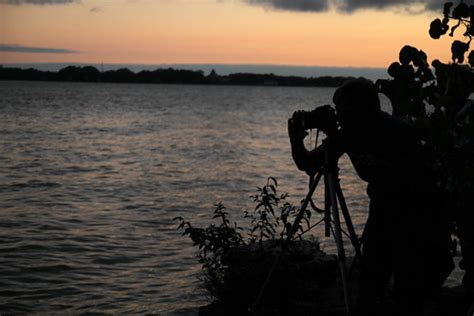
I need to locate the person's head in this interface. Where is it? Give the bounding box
[333,79,381,132]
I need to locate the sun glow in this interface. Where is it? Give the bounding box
[0,0,456,68]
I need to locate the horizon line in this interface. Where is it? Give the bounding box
[0,61,386,69]
[1,62,389,80]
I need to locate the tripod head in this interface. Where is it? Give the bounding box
[321,137,343,172]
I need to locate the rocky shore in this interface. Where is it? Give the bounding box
[196,240,472,316]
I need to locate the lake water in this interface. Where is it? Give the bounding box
[0,81,462,315]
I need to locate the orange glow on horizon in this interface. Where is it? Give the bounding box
[0,0,458,69]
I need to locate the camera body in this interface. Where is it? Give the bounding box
[298,104,338,135]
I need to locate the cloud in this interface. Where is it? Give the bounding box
[0,0,78,5]
[90,5,103,13]
[424,0,448,11]
[244,0,447,13]
[336,0,445,13]
[0,44,79,54]
[246,0,329,12]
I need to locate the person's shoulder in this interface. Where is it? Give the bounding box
[376,111,420,146]
[378,111,415,133]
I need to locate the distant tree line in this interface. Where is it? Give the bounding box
[0,65,359,87]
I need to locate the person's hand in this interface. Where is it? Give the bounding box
[288,111,308,143]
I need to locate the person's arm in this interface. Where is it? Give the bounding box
[289,136,325,176]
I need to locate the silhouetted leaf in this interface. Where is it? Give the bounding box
[399,45,419,65]
[430,18,448,39]
[269,185,276,194]
[255,202,264,211]
[268,204,275,216]
[466,24,474,36]
[451,40,470,63]
[413,50,428,68]
[388,62,401,77]
[453,1,469,19]
[444,2,453,15]
[419,67,435,82]
[303,217,310,227]
[265,227,275,237]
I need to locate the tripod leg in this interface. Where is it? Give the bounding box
[336,184,363,261]
[327,172,351,316]
[324,176,331,237]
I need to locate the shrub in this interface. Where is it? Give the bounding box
[174,178,339,311]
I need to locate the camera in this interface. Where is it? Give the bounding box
[298,104,338,135]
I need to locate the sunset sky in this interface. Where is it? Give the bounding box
[0,0,464,69]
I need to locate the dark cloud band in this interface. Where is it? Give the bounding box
[338,0,446,12]
[245,0,448,13]
[0,0,78,5]
[246,0,329,12]
[0,44,79,54]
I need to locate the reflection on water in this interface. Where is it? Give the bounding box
[0,81,447,314]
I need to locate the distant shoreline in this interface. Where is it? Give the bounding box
[0,65,364,88]
[1,63,388,80]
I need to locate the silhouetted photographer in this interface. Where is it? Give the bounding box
[288,79,454,315]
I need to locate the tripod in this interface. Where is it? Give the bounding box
[250,141,363,316]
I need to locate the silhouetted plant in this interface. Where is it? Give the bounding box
[244,177,306,244]
[174,177,317,303]
[174,202,244,275]
[279,194,305,239]
[377,1,474,256]
[174,177,312,260]
[245,177,280,244]
[429,1,473,64]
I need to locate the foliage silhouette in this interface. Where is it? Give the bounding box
[378,0,474,296]
[174,178,331,310]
